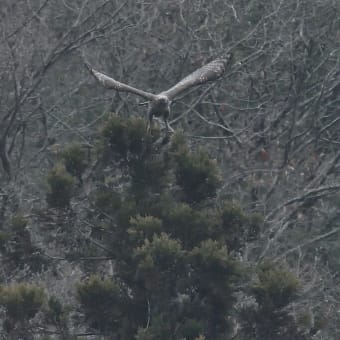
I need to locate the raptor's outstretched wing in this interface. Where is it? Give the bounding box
[85,62,157,101]
[161,53,232,99]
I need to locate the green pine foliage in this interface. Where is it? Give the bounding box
[0,283,45,322]
[128,215,163,243]
[189,239,238,280]
[45,295,69,329]
[1,214,46,272]
[218,202,262,250]
[100,114,169,196]
[188,240,242,336]
[0,231,8,251]
[170,131,220,203]
[163,203,215,249]
[39,116,305,338]
[134,233,185,303]
[220,202,247,233]
[8,215,34,267]
[135,232,184,274]
[10,214,28,231]
[71,117,283,338]
[174,146,221,203]
[76,275,125,333]
[46,163,75,208]
[135,315,173,339]
[91,188,122,218]
[252,261,300,311]
[61,143,87,183]
[100,114,159,160]
[179,318,204,340]
[239,261,305,339]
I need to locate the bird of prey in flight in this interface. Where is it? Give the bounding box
[85,53,232,133]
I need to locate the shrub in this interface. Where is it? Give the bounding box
[76,275,124,332]
[174,147,221,203]
[61,143,87,182]
[164,203,214,249]
[135,233,183,273]
[189,239,240,286]
[219,202,247,250]
[189,240,242,337]
[129,153,169,196]
[100,114,158,160]
[91,189,122,217]
[135,315,172,339]
[134,233,184,297]
[240,262,304,339]
[179,318,204,340]
[45,295,71,334]
[46,163,75,208]
[10,214,28,232]
[251,261,300,311]
[0,231,9,251]
[128,215,163,242]
[0,283,45,322]
[100,115,168,196]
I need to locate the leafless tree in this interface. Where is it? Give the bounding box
[0,0,339,337]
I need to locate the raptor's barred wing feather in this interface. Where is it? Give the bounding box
[85,62,157,101]
[161,54,232,99]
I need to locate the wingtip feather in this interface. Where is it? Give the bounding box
[83,61,94,74]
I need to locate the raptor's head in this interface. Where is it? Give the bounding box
[157,94,170,104]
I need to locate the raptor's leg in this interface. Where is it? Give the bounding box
[147,110,153,133]
[164,119,170,134]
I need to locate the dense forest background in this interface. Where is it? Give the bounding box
[0,0,339,339]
